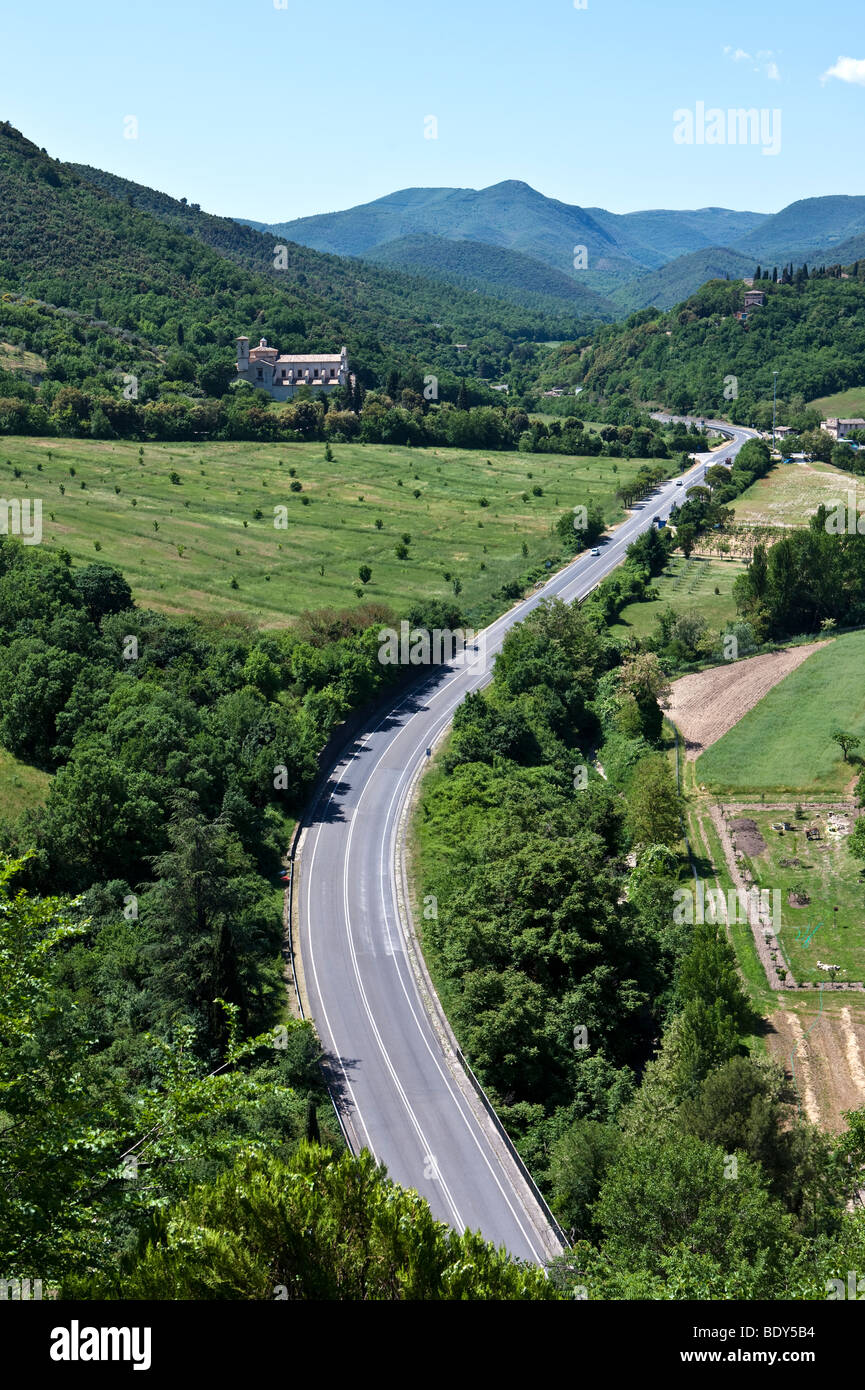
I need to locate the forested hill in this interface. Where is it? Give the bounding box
[0,122,592,396]
[543,268,865,420]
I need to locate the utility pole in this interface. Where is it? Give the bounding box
[772,371,778,452]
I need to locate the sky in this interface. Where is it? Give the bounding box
[3,0,864,222]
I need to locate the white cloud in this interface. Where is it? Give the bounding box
[822,56,865,85]
[723,45,781,80]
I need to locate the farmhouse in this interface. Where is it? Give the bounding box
[744,289,766,308]
[822,416,865,442]
[235,336,349,400]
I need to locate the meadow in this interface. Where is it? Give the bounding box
[0,437,664,627]
[696,630,865,796]
[0,747,51,824]
[730,459,853,529]
[611,554,745,641]
[809,385,865,419]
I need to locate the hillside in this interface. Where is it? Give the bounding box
[364,232,614,317]
[0,123,594,411]
[542,269,865,418]
[610,246,757,314]
[732,195,865,264]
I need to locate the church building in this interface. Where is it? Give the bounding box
[235,336,349,400]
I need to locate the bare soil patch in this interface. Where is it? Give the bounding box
[666,643,827,758]
[729,817,766,858]
[765,1000,865,1131]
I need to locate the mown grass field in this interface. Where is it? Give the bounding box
[0,747,51,824]
[734,809,865,985]
[611,555,745,641]
[0,437,665,627]
[697,631,865,796]
[810,385,865,419]
[731,459,853,529]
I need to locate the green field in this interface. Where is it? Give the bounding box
[809,385,865,419]
[1,437,666,627]
[0,747,51,823]
[611,555,745,641]
[697,631,865,795]
[731,459,852,529]
[734,809,865,985]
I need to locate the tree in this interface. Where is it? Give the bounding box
[831,728,860,763]
[358,564,372,585]
[625,754,682,850]
[676,523,696,559]
[592,1132,792,1279]
[549,1120,622,1240]
[76,1146,556,1301]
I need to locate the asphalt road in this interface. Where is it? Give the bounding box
[298,420,759,1264]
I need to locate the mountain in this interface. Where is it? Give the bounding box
[240,182,769,296]
[585,206,767,265]
[731,196,865,264]
[241,182,865,316]
[610,247,758,314]
[364,232,614,316]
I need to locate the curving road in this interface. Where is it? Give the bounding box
[297,420,759,1264]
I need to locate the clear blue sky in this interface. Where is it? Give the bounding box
[4,0,864,221]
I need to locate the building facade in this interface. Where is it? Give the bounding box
[822,417,865,441]
[235,337,349,400]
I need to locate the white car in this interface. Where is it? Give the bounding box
[590,547,600,556]
[675,479,684,486]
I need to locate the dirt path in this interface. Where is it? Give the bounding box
[666,642,827,758]
[708,804,792,989]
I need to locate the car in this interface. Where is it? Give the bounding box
[590,547,600,556]
[675,479,683,486]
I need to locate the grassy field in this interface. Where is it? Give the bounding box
[0,748,51,824]
[0,437,666,627]
[734,809,865,985]
[611,555,745,641]
[731,459,853,529]
[697,631,865,796]
[0,341,46,373]
[809,385,865,419]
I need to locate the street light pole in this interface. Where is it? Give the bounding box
[773,370,778,452]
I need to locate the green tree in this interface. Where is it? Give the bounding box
[831,728,860,763]
[76,1145,556,1301]
[624,754,682,850]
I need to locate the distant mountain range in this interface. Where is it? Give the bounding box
[239,182,865,316]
